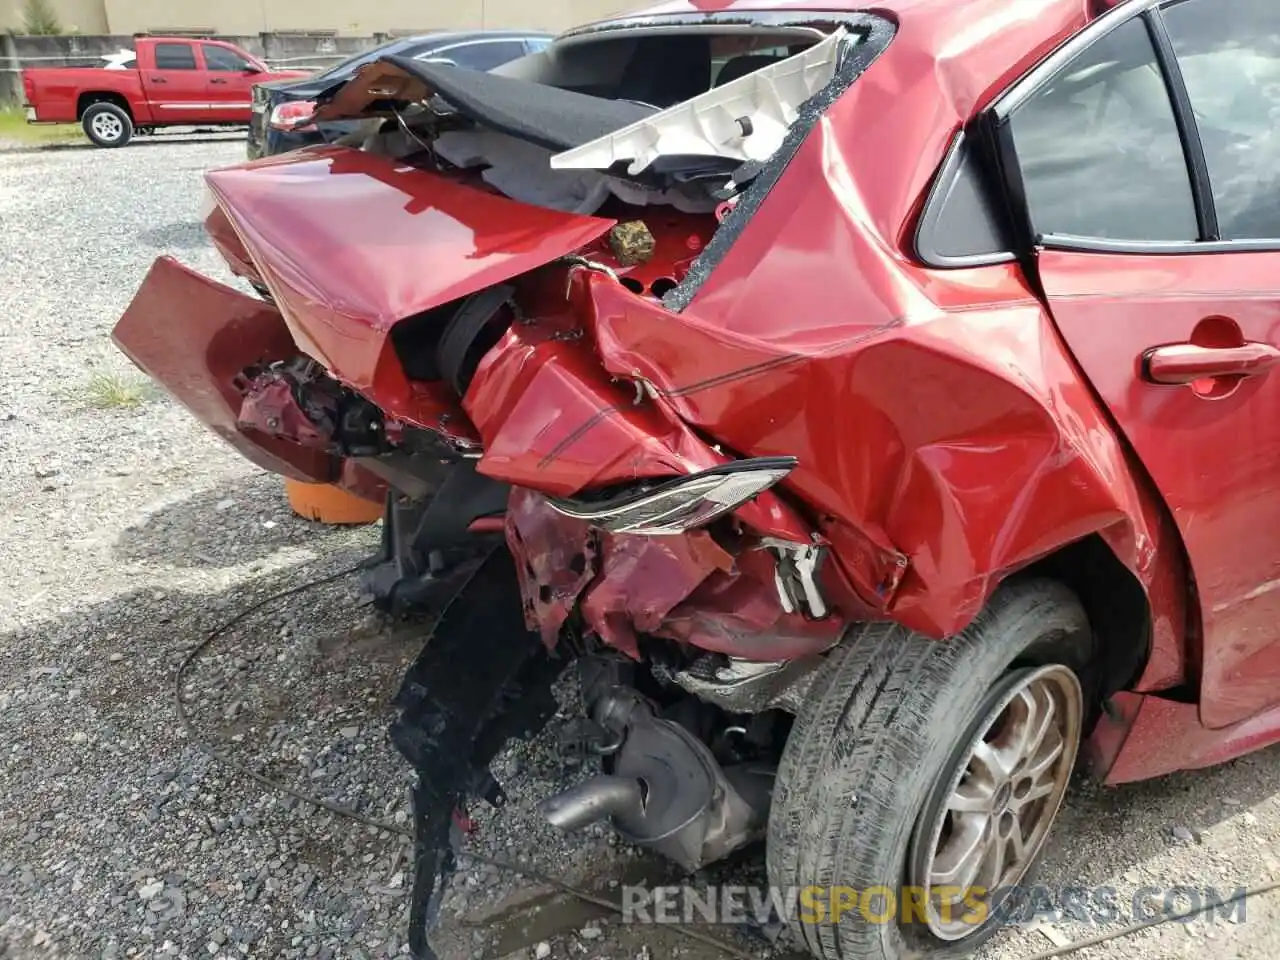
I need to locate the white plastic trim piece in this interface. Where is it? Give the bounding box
[549,28,847,176]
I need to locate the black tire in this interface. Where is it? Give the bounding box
[81,102,133,148]
[767,579,1094,960]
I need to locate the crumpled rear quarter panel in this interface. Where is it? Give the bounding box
[568,0,1182,653]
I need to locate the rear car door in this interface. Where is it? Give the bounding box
[142,41,206,122]
[989,0,1280,728]
[201,44,259,122]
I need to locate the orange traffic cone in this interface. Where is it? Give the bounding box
[284,478,383,525]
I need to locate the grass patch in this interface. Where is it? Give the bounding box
[0,105,84,146]
[76,371,155,410]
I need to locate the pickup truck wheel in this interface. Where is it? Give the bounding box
[82,103,133,148]
[767,579,1093,960]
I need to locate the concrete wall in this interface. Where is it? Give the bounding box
[1,0,646,103]
[0,0,638,36]
[100,0,635,36]
[0,0,109,33]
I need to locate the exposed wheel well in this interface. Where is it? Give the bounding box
[1009,534,1151,700]
[77,92,132,121]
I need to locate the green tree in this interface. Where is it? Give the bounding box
[21,0,63,35]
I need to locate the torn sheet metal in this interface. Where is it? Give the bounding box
[506,487,847,660]
[112,257,388,500]
[203,146,614,425]
[462,301,815,547]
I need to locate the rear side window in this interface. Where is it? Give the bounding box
[1008,17,1196,241]
[154,43,197,71]
[1162,0,1280,240]
[446,41,528,71]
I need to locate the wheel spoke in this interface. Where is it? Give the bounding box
[912,663,1084,943]
[1013,778,1055,808]
[1005,816,1026,865]
[948,778,994,814]
[1020,730,1064,781]
[931,813,989,889]
[972,739,1014,780]
[1016,686,1055,763]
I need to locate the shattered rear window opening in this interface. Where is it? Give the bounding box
[661,15,895,311]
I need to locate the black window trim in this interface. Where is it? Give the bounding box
[1146,5,1217,241]
[913,129,1019,268]
[986,0,1280,256]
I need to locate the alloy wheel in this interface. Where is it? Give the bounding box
[908,663,1083,941]
[91,113,123,142]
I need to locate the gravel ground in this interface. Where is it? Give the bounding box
[2,135,1280,960]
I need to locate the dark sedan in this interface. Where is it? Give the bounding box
[247,30,551,158]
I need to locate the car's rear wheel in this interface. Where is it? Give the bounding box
[82,102,133,148]
[767,579,1093,960]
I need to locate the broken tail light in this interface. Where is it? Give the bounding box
[269,100,318,132]
[546,457,797,536]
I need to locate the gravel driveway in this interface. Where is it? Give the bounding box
[2,136,1280,960]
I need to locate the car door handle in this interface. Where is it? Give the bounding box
[1143,341,1280,384]
[211,78,227,84]
[151,76,167,83]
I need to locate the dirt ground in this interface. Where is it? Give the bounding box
[2,136,1280,960]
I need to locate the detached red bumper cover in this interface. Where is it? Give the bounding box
[112,257,340,483]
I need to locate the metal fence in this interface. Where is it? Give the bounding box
[0,52,348,73]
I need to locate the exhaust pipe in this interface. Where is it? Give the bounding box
[538,683,773,871]
[537,775,645,831]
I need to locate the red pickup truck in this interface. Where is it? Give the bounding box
[22,37,310,147]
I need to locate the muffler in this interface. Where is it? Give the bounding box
[537,688,774,872]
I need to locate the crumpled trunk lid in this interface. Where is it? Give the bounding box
[204,145,616,396]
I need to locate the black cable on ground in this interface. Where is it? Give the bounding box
[174,562,757,960]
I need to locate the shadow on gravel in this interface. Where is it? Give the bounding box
[1036,752,1280,889]
[114,471,360,569]
[0,544,424,957]
[137,222,209,249]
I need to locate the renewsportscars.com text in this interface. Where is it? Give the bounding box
[621,884,1249,928]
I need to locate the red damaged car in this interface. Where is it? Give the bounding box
[112,0,1280,957]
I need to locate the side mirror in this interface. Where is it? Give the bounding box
[244,64,264,74]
